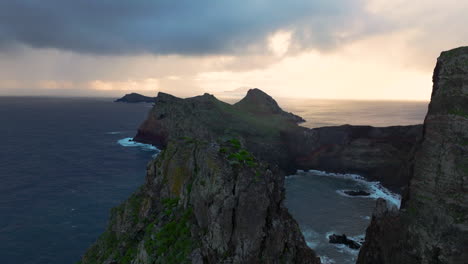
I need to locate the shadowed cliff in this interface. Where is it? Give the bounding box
[79,138,320,263]
[134,88,422,191]
[357,46,468,264]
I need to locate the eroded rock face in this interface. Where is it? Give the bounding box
[79,139,320,264]
[284,124,422,190]
[134,89,422,190]
[134,91,301,174]
[358,46,468,264]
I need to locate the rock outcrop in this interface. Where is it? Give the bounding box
[115,93,156,103]
[343,190,371,196]
[357,47,468,264]
[79,139,320,264]
[134,89,422,191]
[328,234,361,249]
[284,124,422,191]
[234,88,305,123]
[134,91,303,175]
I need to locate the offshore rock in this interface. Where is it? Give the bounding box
[115,93,155,103]
[343,190,370,196]
[357,46,468,264]
[328,234,361,249]
[79,139,320,264]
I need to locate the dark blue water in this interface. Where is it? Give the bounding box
[0,97,156,264]
[0,97,427,264]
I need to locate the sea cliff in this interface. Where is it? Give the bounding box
[134,89,421,191]
[357,46,468,263]
[79,48,468,263]
[79,138,319,263]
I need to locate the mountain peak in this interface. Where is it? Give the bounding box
[235,88,305,123]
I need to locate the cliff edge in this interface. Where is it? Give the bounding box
[79,139,320,263]
[134,89,422,191]
[357,46,468,264]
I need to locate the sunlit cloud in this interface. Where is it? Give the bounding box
[38,80,74,90]
[268,31,292,57]
[0,0,466,100]
[89,78,160,91]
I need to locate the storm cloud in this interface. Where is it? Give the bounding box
[0,0,376,55]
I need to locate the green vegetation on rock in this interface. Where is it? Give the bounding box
[449,108,468,118]
[144,198,194,264]
[220,138,258,168]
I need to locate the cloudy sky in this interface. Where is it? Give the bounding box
[0,0,466,100]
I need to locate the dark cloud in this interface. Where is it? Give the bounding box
[0,0,375,55]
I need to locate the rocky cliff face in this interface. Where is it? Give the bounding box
[79,138,320,264]
[357,47,468,264]
[135,89,421,191]
[134,91,303,174]
[284,124,422,190]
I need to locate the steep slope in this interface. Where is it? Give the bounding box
[357,46,468,263]
[79,139,320,263]
[284,124,422,190]
[134,91,304,173]
[134,89,422,190]
[233,88,305,123]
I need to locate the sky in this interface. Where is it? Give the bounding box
[0,0,466,100]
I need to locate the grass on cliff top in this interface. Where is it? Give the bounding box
[212,99,298,140]
[219,138,263,181]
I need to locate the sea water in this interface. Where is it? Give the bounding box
[0,97,427,264]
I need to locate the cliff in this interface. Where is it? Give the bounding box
[115,93,156,103]
[284,124,422,190]
[357,46,468,263]
[134,89,422,191]
[134,91,303,175]
[79,138,320,263]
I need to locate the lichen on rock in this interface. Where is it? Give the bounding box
[79,138,320,264]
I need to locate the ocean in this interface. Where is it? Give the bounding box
[0,97,428,264]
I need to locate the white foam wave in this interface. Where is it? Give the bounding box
[360,215,371,220]
[349,234,366,244]
[308,169,401,208]
[285,174,301,180]
[327,241,360,257]
[320,256,336,264]
[117,138,160,153]
[106,131,122,135]
[301,228,320,249]
[337,244,360,256]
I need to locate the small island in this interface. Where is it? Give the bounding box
[115,93,156,103]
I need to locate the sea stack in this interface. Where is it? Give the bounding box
[357,47,468,263]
